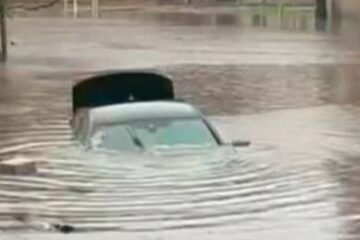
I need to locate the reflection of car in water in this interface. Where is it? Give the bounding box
[71,71,248,153]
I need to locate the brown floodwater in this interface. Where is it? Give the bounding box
[1,6,360,240]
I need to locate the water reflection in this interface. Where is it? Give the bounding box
[215,13,238,25]
[100,5,316,31]
[251,14,262,26]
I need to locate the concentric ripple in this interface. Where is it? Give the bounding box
[0,143,338,232]
[1,65,360,236]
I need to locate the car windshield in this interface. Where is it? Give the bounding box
[90,117,218,152]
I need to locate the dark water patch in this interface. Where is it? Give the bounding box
[164,64,360,115]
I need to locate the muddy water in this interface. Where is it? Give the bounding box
[1,7,360,239]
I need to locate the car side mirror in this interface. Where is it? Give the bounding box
[231,140,251,147]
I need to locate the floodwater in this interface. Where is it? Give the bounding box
[1,5,360,240]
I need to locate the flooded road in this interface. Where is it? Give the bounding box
[1,6,360,240]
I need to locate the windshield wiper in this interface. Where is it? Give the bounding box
[126,127,144,149]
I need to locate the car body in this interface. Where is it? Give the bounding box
[72,100,225,153]
[71,70,248,154]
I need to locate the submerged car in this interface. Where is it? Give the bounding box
[71,71,248,153]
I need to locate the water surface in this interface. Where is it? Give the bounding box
[1,6,360,240]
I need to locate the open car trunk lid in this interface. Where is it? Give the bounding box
[73,71,175,113]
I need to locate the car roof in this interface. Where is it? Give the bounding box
[89,101,202,126]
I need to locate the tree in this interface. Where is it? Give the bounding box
[316,0,327,19]
[0,0,62,62]
[0,0,7,62]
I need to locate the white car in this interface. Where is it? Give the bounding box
[71,71,249,153]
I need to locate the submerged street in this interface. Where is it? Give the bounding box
[1,4,360,239]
